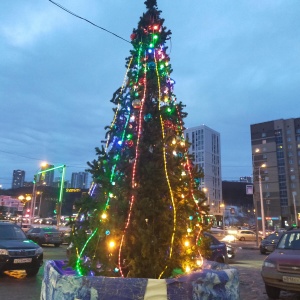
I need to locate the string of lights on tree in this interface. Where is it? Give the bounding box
[69,0,211,279]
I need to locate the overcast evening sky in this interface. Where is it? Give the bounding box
[1,0,299,189]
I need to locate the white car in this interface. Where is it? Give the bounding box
[235,230,261,241]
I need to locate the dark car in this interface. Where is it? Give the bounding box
[26,227,63,247]
[259,231,282,254]
[0,222,43,276]
[261,227,300,299]
[204,232,229,264]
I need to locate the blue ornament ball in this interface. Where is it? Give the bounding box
[144,113,152,122]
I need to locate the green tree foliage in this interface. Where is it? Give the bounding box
[69,0,211,279]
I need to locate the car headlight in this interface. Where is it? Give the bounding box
[263,261,276,268]
[0,249,9,255]
[35,247,43,255]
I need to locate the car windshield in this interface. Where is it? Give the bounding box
[0,225,27,240]
[277,231,300,250]
[265,233,280,241]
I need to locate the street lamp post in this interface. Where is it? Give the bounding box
[292,192,297,226]
[37,191,43,217]
[220,203,225,230]
[18,195,31,227]
[252,150,260,246]
[259,164,266,238]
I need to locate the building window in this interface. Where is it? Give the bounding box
[291,175,296,181]
[262,140,266,144]
[289,160,293,165]
[262,133,266,137]
[277,151,284,159]
[286,129,291,135]
[296,128,300,134]
[279,182,286,189]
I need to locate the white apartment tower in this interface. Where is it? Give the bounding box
[185,125,222,222]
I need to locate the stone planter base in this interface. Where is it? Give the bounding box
[41,260,240,300]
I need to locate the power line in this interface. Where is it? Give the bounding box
[0,149,88,169]
[48,0,131,44]
[0,149,42,162]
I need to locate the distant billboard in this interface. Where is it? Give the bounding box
[246,185,253,195]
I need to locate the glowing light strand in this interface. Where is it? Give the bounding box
[118,52,148,277]
[75,58,134,275]
[153,50,177,279]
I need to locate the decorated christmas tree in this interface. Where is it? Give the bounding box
[69,0,210,279]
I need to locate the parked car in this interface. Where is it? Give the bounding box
[261,226,300,299]
[26,227,63,247]
[61,229,71,244]
[259,231,282,254]
[235,229,261,241]
[204,232,229,264]
[0,222,43,276]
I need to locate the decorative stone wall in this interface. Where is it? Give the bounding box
[41,260,240,300]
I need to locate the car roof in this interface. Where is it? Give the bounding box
[0,222,15,225]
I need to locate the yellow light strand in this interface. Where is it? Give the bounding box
[154,51,177,279]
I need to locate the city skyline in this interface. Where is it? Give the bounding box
[5,168,90,190]
[1,1,299,189]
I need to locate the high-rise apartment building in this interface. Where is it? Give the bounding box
[12,170,25,189]
[251,118,300,229]
[71,172,89,189]
[184,125,222,224]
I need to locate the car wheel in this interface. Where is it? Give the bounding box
[26,267,40,277]
[265,284,280,299]
[240,237,245,241]
[54,243,60,247]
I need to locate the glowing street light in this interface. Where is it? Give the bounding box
[259,163,266,238]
